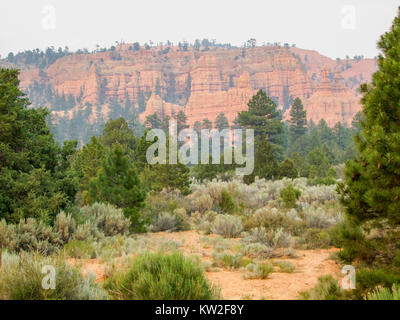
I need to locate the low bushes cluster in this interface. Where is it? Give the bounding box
[211,215,243,238]
[0,203,130,255]
[0,251,108,300]
[211,251,252,269]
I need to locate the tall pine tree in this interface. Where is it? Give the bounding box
[237,89,283,145]
[289,97,307,141]
[89,144,147,232]
[339,8,400,226]
[215,113,230,131]
[0,69,77,223]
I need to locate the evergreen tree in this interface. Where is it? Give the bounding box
[175,110,189,132]
[0,69,78,223]
[237,90,284,146]
[99,117,137,154]
[89,144,147,232]
[289,97,307,141]
[215,113,229,130]
[71,136,106,205]
[278,159,298,179]
[317,119,335,147]
[305,147,330,178]
[243,135,279,184]
[202,118,212,130]
[340,9,400,226]
[147,138,191,195]
[193,121,202,135]
[145,113,162,129]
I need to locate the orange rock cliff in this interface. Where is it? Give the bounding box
[12,44,377,132]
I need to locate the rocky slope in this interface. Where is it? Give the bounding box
[4,43,377,142]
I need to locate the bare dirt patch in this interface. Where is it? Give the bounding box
[72,230,341,299]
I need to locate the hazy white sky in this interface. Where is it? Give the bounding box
[0,0,398,59]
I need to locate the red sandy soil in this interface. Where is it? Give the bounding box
[70,230,341,300]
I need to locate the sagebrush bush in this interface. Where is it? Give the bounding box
[243,262,273,279]
[54,212,76,244]
[303,207,341,229]
[104,252,219,300]
[191,194,213,213]
[240,242,274,259]
[144,189,187,216]
[211,215,243,238]
[0,251,108,300]
[242,227,292,249]
[274,260,295,273]
[243,208,304,236]
[1,218,62,255]
[149,212,180,232]
[0,219,15,249]
[212,251,251,269]
[149,208,190,233]
[80,203,131,237]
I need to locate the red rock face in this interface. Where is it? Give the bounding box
[17,44,377,128]
[284,69,363,127]
[139,93,183,122]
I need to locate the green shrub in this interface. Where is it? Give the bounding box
[211,215,243,238]
[307,177,337,186]
[301,229,332,249]
[330,220,366,263]
[368,284,400,300]
[104,252,219,300]
[0,251,108,300]
[393,250,400,267]
[64,239,97,259]
[217,188,236,214]
[299,275,346,300]
[274,260,295,273]
[211,251,251,269]
[243,262,273,279]
[280,184,301,208]
[351,269,400,299]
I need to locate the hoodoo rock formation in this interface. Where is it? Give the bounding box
[6,43,377,142]
[140,93,184,123]
[284,69,362,127]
